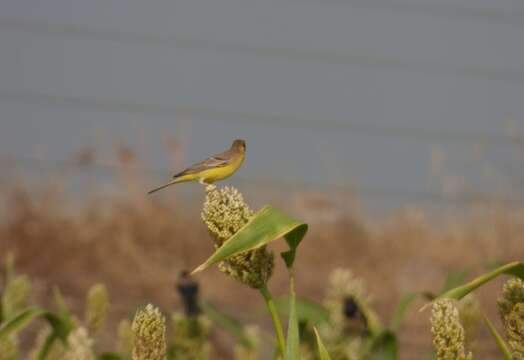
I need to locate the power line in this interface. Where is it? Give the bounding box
[1,18,524,83]
[296,0,524,26]
[2,156,523,206]
[182,105,522,146]
[0,90,521,147]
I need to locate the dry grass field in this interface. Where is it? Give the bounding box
[1,168,523,359]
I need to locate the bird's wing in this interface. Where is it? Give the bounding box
[173,150,232,177]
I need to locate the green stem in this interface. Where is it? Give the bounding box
[286,268,299,359]
[260,284,286,356]
[482,313,512,360]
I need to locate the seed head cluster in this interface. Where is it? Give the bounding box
[505,303,524,359]
[498,278,524,319]
[315,268,379,359]
[29,326,67,360]
[498,278,524,359]
[171,312,212,359]
[2,274,31,319]
[117,319,134,356]
[201,185,274,289]
[457,294,481,350]
[132,304,167,360]
[430,299,472,360]
[323,268,379,335]
[85,283,109,335]
[233,325,261,360]
[63,327,95,360]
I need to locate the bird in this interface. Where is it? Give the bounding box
[148,139,246,194]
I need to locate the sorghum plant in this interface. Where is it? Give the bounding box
[430,299,472,360]
[201,185,283,354]
[498,278,524,359]
[201,185,274,289]
[132,304,167,360]
[85,283,109,336]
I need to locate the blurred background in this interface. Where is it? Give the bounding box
[1,0,523,358]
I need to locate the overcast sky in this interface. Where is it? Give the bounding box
[1,0,524,211]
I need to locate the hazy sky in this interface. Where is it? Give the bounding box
[1,0,524,210]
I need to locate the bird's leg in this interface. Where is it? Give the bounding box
[200,179,216,192]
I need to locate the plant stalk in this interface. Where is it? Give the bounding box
[482,313,512,360]
[286,268,299,359]
[259,284,286,356]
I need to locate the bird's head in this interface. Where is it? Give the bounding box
[232,139,246,153]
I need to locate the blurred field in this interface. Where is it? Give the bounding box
[1,160,523,359]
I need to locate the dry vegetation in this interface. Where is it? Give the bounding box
[1,163,523,358]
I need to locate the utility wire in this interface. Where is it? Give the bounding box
[1,18,522,144]
[1,18,524,83]
[2,156,523,206]
[0,90,521,147]
[295,0,524,26]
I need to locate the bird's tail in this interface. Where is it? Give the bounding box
[147,177,186,194]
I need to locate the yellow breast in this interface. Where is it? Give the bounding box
[199,154,244,183]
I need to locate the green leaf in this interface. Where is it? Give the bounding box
[38,312,74,360]
[313,327,332,360]
[0,307,46,339]
[421,261,524,310]
[483,260,505,271]
[53,287,74,326]
[482,313,512,360]
[440,270,470,293]
[281,219,308,269]
[0,308,71,360]
[200,301,253,347]
[192,206,308,274]
[273,297,330,325]
[285,273,299,360]
[43,312,73,340]
[260,285,286,356]
[38,333,60,360]
[420,270,472,301]
[367,330,398,360]
[390,293,417,332]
